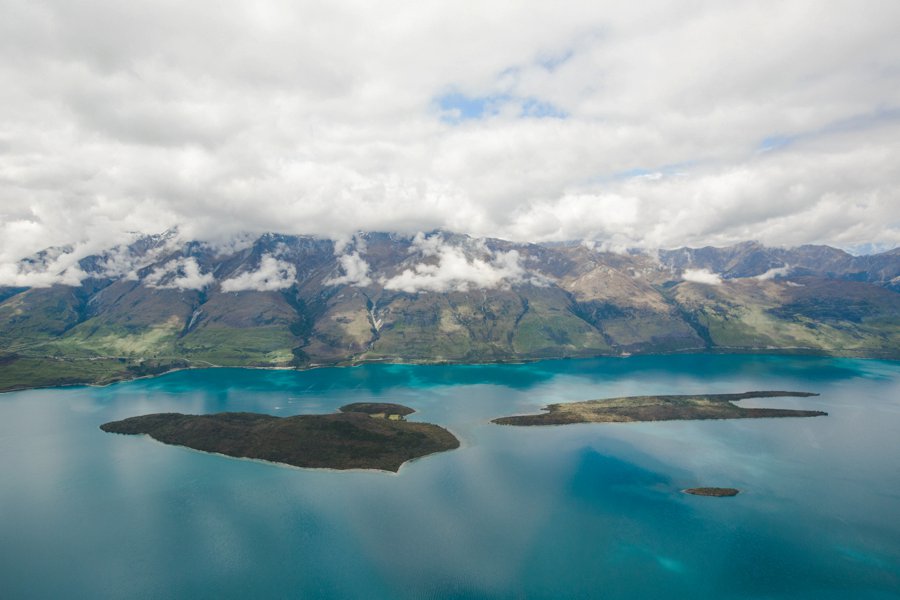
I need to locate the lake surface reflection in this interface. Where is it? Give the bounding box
[1,354,899,599]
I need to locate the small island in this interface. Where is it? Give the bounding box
[338,403,415,419]
[684,487,740,497]
[492,391,826,425]
[100,404,459,472]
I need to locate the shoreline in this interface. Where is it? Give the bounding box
[122,433,459,476]
[2,349,898,395]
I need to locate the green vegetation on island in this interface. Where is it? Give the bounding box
[339,403,415,419]
[684,487,740,497]
[492,391,826,425]
[100,404,459,472]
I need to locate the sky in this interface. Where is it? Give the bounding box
[1,0,899,272]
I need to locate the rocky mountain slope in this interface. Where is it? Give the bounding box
[1,231,898,391]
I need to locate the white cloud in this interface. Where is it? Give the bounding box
[93,232,182,280]
[754,265,791,280]
[326,252,373,287]
[0,247,86,287]
[381,233,534,293]
[682,268,722,286]
[220,254,296,292]
[326,233,373,287]
[332,233,368,256]
[0,0,899,272]
[143,257,214,290]
[95,247,145,281]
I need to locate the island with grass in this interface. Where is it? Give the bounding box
[100,403,459,472]
[492,391,826,425]
[338,403,416,419]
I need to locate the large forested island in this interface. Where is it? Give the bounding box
[492,391,826,425]
[100,403,459,472]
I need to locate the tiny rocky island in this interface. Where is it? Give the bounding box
[492,391,826,425]
[684,487,741,497]
[100,403,459,472]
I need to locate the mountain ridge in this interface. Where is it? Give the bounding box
[1,231,898,392]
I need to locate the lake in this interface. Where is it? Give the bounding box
[1,354,899,599]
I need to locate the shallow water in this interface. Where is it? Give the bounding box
[1,354,899,599]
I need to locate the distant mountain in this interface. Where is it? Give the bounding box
[1,231,898,391]
[658,241,900,289]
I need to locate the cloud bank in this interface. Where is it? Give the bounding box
[220,254,297,292]
[1,0,898,275]
[143,257,214,290]
[0,246,86,288]
[326,252,373,287]
[681,268,722,286]
[754,265,791,281]
[381,234,535,293]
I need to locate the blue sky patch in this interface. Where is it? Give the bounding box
[758,135,794,152]
[536,49,574,72]
[437,92,506,122]
[436,92,566,124]
[603,161,698,183]
[758,108,900,153]
[521,98,567,118]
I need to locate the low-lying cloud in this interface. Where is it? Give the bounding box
[326,252,373,287]
[380,233,535,293]
[681,268,722,286]
[143,257,214,291]
[0,246,86,288]
[754,265,791,281]
[220,254,296,292]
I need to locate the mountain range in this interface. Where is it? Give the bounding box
[1,230,898,391]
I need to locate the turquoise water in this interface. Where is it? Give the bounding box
[1,354,899,599]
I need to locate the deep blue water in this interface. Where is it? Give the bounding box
[1,354,899,599]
